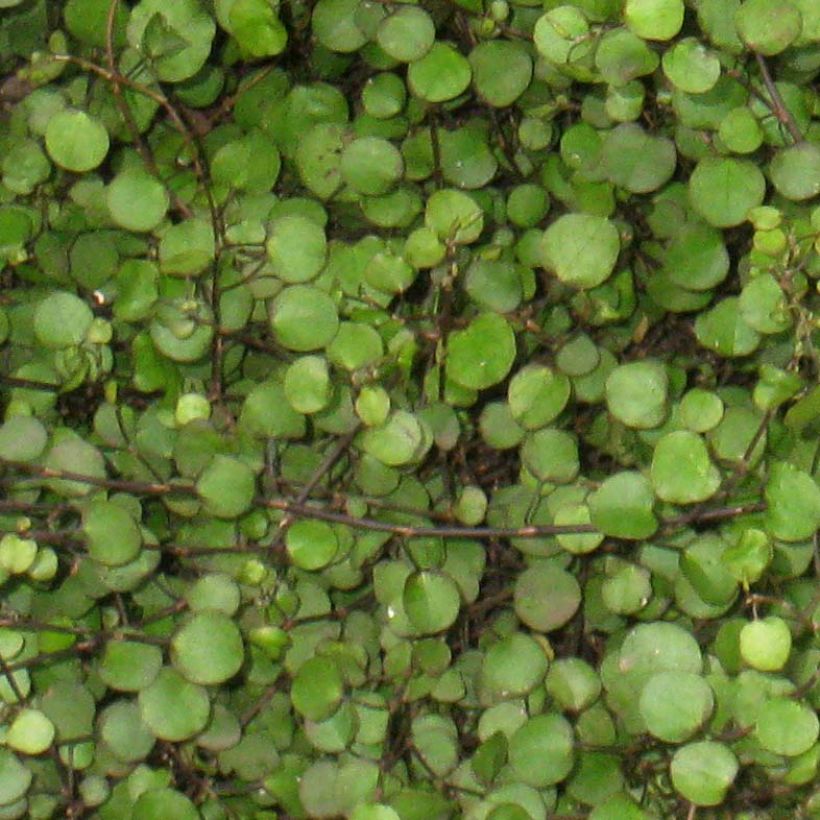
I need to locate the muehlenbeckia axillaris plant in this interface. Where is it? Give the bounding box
[0,0,817,817]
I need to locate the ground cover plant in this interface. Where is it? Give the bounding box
[0,0,818,817]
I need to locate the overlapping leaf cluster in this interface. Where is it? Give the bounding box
[0,0,818,817]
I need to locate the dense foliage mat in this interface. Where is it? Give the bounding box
[0,0,818,817]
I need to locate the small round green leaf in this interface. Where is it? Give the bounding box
[735,0,802,55]
[662,38,721,93]
[589,472,657,539]
[769,142,820,201]
[228,0,287,58]
[0,206,34,261]
[546,658,601,712]
[555,503,604,554]
[403,571,461,635]
[541,214,620,290]
[438,125,498,189]
[595,27,659,85]
[284,355,332,414]
[44,438,106,497]
[670,741,738,806]
[408,43,471,103]
[362,410,425,466]
[739,616,791,672]
[376,7,435,63]
[171,611,244,685]
[34,291,93,349]
[341,136,404,196]
[695,297,761,357]
[754,697,819,756]
[618,622,703,679]
[521,429,579,484]
[138,667,211,741]
[508,365,571,430]
[186,574,240,615]
[507,184,550,229]
[534,6,595,67]
[196,455,256,519]
[480,632,549,700]
[291,657,344,721]
[464,258,521,313]
[469,41,533,108]
[364,251,416,294]
[0,749,32,805]
[602,563,652,615]
[240,380,307,440]
[149,299,214,363]
[625,0,684,40]
[6,709,55,755]
[99,700,155,762]
[158,219,215,277]
[305,698,358,752]
[479,402,525,450]
[588,793,647,820]
[639,671,714,742]
[355,385,391,428]
[718,106,764,154]
[296,123,346,200]
[362,73,406,119]
[651,430,721,504]
[454,486,488,526]
[64,0,128,47]
[45,110,109,172]
[0,534,36,575]
[665,223,730,292]
[312,0,367,53]
[40,682,94,741]
[721,528,772,587]
[2,139,50,195]
[83,499,142,566]
[688,157,766,227]
[764,461,820,541]
[0,416,48,462]
[556,334,600,377]
[351,805,401,820]
[107,169,169,232]
[425,189,484,244]
[286,520,339,570]
[567,751,624,806]
[327,322,384,371]
[605,360,668,429]
[514,563,581,632]
[100,640,163,692]
[127,0,216,82]
[266,216,327,283]
[681,536,738,606]
[679,388,724,433]
[739,274,791,334]
[446,313,516,391]
[212,130,281,193]
[411,714,459,777]
[269,285,340,352]
[509,714,575,787]
[601,124,677,194]
[133,788,199,820]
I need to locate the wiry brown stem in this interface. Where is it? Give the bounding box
[105,3,162,193]
[1,458,766,541]
[754,52,803,144]
[0,374,59,392]
[266,427,361,553]
[0,458,190,496]
[0,652,26,703]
